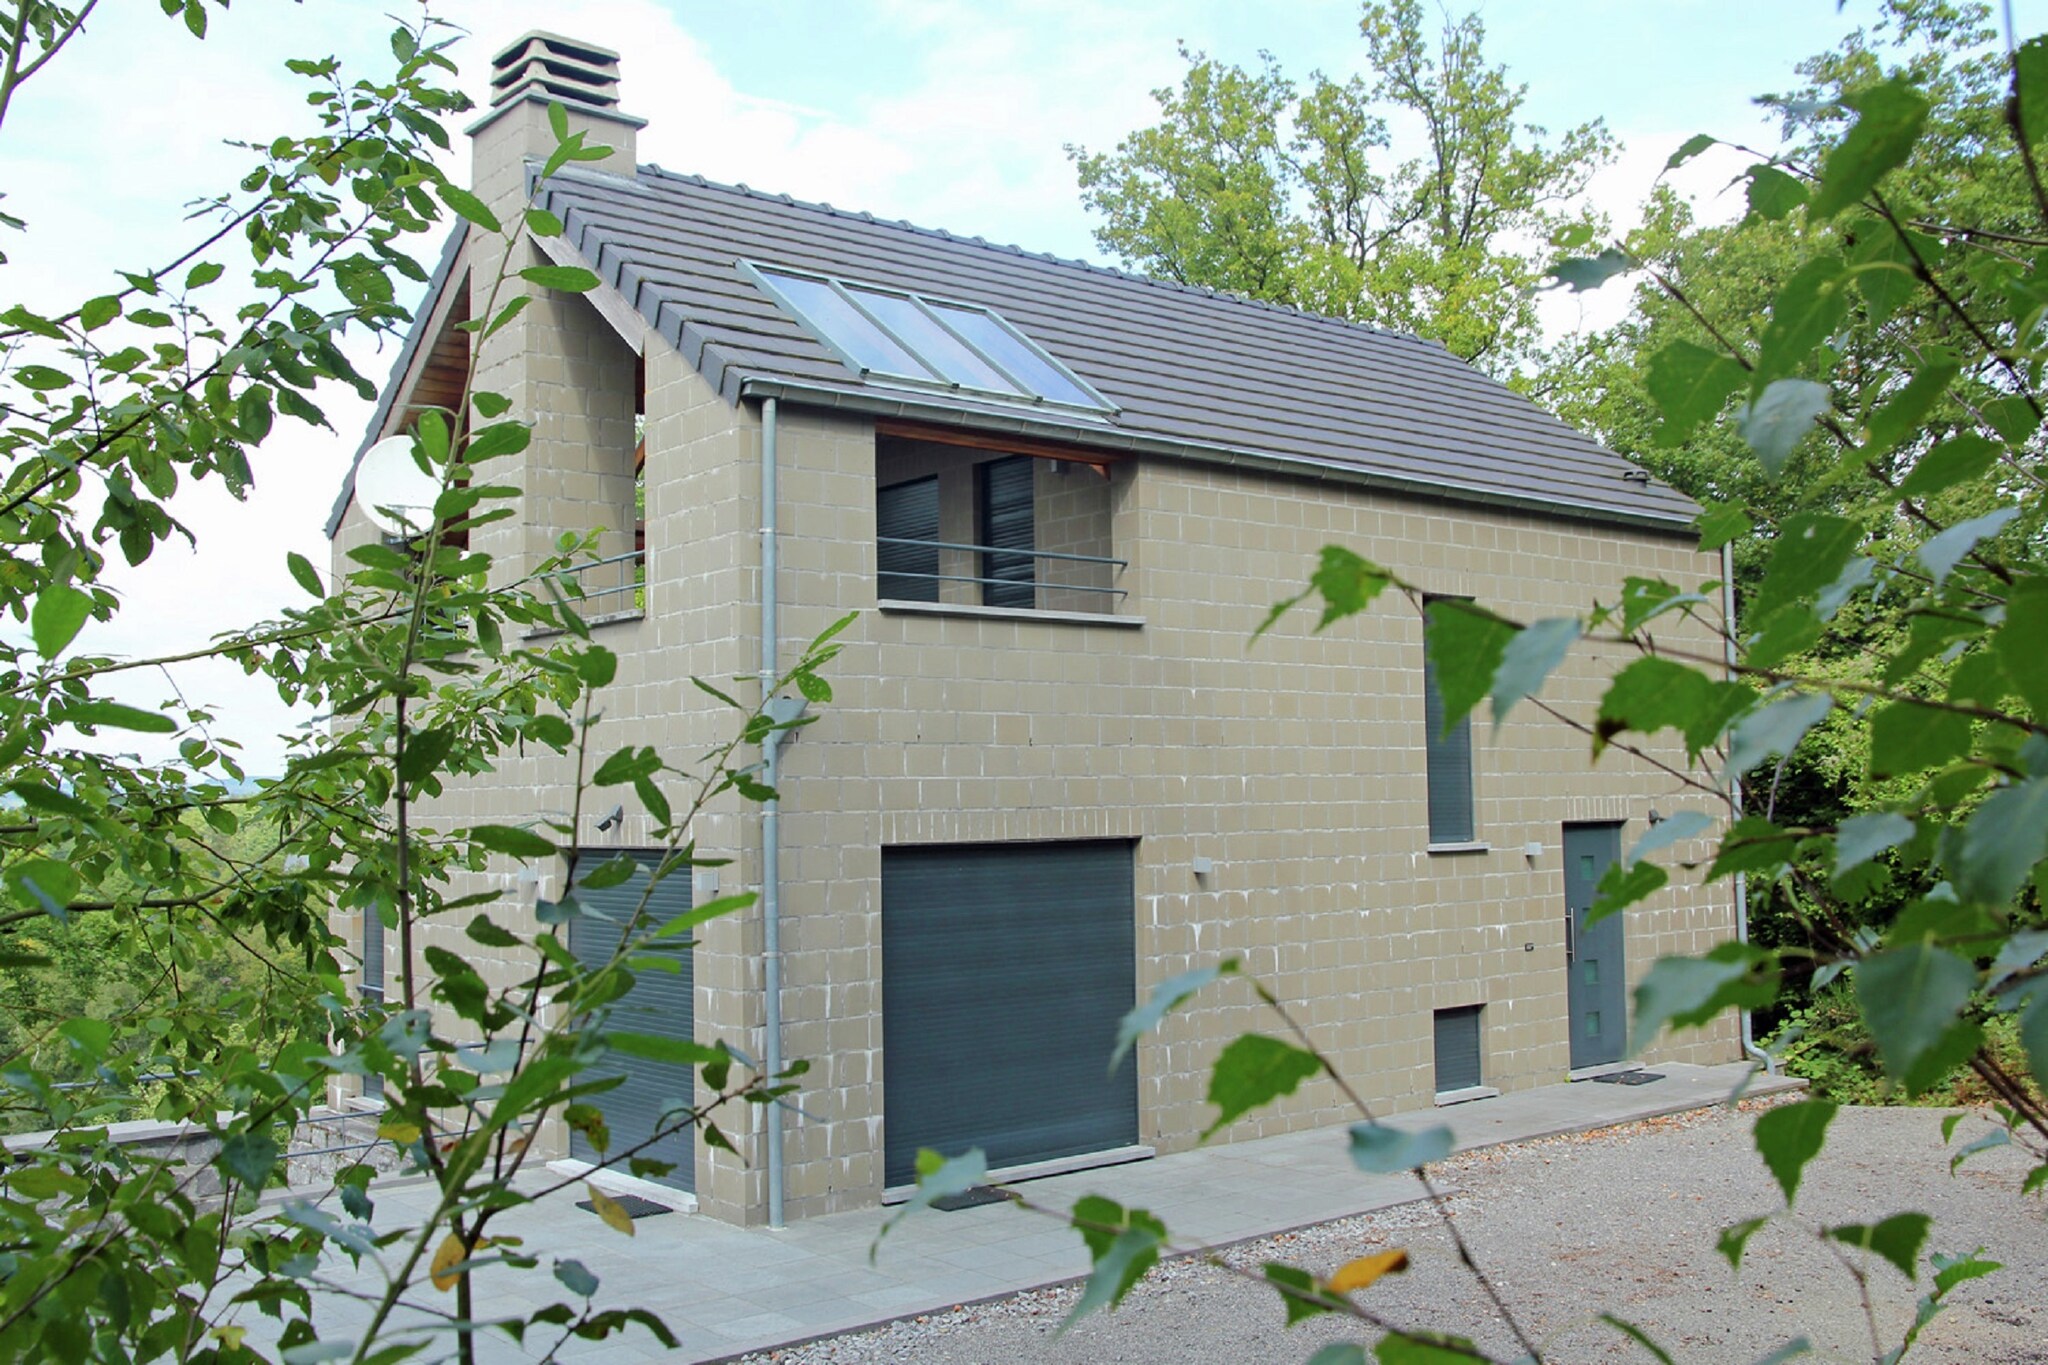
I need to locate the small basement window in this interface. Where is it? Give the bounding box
[1433,1005,1484,1095]
[745,263,1114,413]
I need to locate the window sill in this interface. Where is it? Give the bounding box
[1426,841,1491,856]
[1434,1085,1499,1107]
[878,598,1144,629]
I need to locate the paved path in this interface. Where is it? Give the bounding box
[302,1060,1803,1362]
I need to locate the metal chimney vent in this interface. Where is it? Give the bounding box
[489,31,622,113]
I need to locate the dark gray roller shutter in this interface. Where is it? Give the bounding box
[882,840,1137,1187]
[877,476,939,601]
[979,456,1035,608]
[566,851,694,1191]
[1434,1005,1483,1093]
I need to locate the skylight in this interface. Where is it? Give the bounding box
[745,264,1114,413]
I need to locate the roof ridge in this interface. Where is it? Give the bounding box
[619,161,1441,351]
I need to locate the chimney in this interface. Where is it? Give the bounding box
[467,31,645,213]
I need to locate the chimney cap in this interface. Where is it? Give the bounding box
[487,31,625,113]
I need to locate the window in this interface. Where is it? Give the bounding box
[746,264,1113,412]
[1423,599,1476,845]
[978,456,1035,608]
[1433,1005,1484,1093]
[876,476,940,602]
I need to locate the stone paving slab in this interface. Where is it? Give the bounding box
[272,1060,1803,1363]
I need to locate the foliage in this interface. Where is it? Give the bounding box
[903,6,2048,1361]
[0,9,836,1362]
[1067,0,1613,376]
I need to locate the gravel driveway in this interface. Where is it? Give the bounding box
[738,1103,2044,1364]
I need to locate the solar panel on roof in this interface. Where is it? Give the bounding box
[745,263,1113,413]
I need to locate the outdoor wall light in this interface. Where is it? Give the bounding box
[1191,855,1214,877]
[595,804,624,833]
[1647,807,1666,826]
[1522,841,1543,860]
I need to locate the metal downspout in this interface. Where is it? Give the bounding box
[1723,541,1777,1075]
[760,397,787,1228]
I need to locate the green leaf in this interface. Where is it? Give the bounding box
[183,260,224,289]
[31,582,93,658]
[7,858,78,915]
[1745,165,1808,221]
[2018,34,2048,145]
[1306,1347,1368,1365]
[2022,989,2048,1097]
[1260,546,1394,639]
[1857,945,1975,1090]
[526,208,566,237]
[1726,693,1832,776]
[465,421,532,463]
[1955,777,2048,906]
[1868,702,1972,779]
[15,363,72,391]
[1863,360,1960,457]
[1626,810,1713,868]
[1489,618,1579,725]
[1738,380,1832,477]
[519,265,602,293]
[1203,1034,1321,1138]
[1113,961,1237,1071]
[1717,1217,1770,1271]
[1752,1340,1814,1365]
[1897,433,1997,500]
[80,295,120,330]
[1348,1122,1452,1173]
[218,1132,278,1190]
[287,551,324,599]
[1425,599,1514,732]
[54,699,177,734]
[1994,580,2048,722]
[1631,942,1776,1054]
[555,1258,599,1298]
[607,1031,725,1067]
[1754,256,1849,389]
[873,1149,988,1257]
[1375,1333,1482,1363]
[1932,1249,2000,1295]
[1826,1212,1931,1279]
[1697,501,1751,553]
[574,647,618,688]
[1600,1316,1676,1365]
[1916,506,2018,587]
[1753,1100,1837,1205]
[397,725,456,786]
[1664,133,1716,170]
[437,183,502,233]
[181,0,206,38]
[1545,248,1632,292]
[1835,812,1915,878]
[1587,860,1666,929]
[1063,1197,1166,1327]
[1809,77,1930,219]
[469,824,559,859]
[474,390,512,419]
[465,915,522,948]
[1646,340,1747,447]
[1261,1263,1338,1325]
[1597,657,1753,761]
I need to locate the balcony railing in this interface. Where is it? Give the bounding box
[551,550,646,620]
[877,535,1127,613]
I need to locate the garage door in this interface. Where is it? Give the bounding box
[881,840,1138,1187]
[565,851,694,1191]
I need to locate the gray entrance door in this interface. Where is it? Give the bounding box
[565,851,694,1191]
[881,840,1139,1187]
[1563,823,1626,1069]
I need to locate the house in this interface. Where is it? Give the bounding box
[328,32,1741,1230]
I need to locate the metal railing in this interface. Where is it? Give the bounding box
[551,550,646,618]
[876,535,1127,608]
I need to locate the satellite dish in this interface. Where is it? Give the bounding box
[353,435,442,536]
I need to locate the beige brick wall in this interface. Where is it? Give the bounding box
[337,265,1740,1227]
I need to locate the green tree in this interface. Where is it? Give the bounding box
[0,9,835,1361]
[1068,0,1614,375]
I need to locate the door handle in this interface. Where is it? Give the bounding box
[1564,909,1576,964]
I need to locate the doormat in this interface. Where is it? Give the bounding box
[932,1185,1012,1212]
[1592,1070,1665,1086]
[576,1193,674,1220]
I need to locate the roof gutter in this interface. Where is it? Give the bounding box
[734,377,1700,539]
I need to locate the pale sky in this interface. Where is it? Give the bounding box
[1,0,2032,773]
